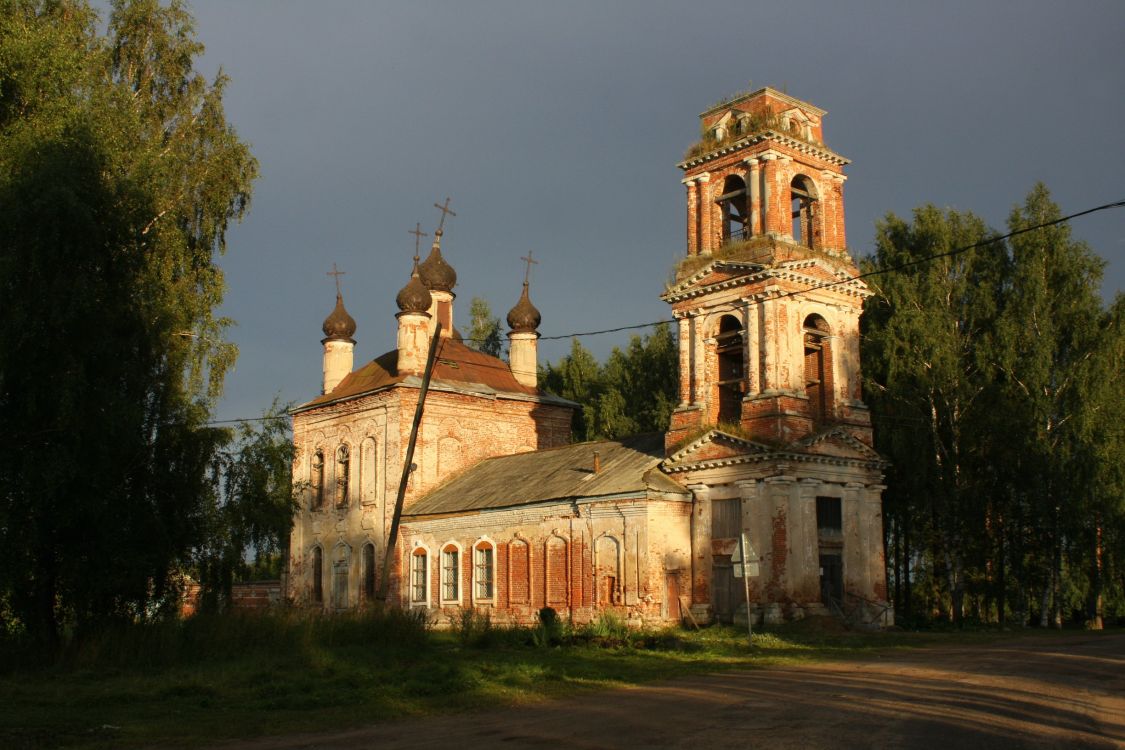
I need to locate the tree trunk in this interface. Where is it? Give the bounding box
[1038,579,1050,628]
[1087,515,1103,629]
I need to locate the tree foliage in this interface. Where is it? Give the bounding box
[465,297,503,357]
[194,405,297,613]
[863,184,1124,628]
[0,0,257,641]
[541,324,677,441]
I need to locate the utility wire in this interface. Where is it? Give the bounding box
[212,199,1124,425]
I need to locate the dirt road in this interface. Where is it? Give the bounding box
[227,633,1125,749]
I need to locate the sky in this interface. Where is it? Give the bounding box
[177,1,1125,423]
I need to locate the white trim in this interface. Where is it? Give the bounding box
[439,540,463,606]
[472,536,497,604]
[409,541,431,607]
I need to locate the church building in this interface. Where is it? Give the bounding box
[287,87,892,628]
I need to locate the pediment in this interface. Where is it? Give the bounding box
[792,426,881,461]
[666,429,771,466]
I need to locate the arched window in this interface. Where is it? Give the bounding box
[332,545,350,610]
[715,315,744,424]
[474,541,495,601]
[804,314,832,422]
[791,175,818,249]
[362,542,376,601]
[360,437,377,506]
[312,546,324,603]
[312,451,325,510]
[717,174,748,244]
[410,547,429,605]
[546,537,567,605]
[335,444,350,508]
[441,543,460,604]
[596,535,622,605]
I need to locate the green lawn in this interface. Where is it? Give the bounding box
[0,611,1032,749]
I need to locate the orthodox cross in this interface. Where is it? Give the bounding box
[433,197,456,234]
[408,222,427,261]
[520,250,538,285]
[327,263,346,296]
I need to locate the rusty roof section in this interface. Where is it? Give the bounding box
[295,337,564,412]
[404,433,688,517]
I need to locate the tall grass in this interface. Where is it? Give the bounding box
[0,607,431,674]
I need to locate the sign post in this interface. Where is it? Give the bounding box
[731,532,758,641]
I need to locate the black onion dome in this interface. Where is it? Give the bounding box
[396,263,433,313]
[418,230,457,292]
[507,282,541,333]
[322,294,357,340]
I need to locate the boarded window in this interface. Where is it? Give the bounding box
[335,445,350,508]
[312,547,323,603]
[332,546,349,610]
[546,537,567,605]
[711,497,741,539]
[510,539,530,603]
[362,543,376,600]
[312,451,325,510]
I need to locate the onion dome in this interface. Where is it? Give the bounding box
[322,293,357,341]
[507,281,541,333]
[396,261,433,314]
[418,229,457,292]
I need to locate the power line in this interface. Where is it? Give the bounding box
[217,198,1124,424]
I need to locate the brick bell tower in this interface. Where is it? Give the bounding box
[663,87,874,451]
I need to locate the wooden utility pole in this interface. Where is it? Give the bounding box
[376,323,443,604]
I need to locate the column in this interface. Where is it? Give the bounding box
[677,314,692,406]
[692,311,706,405]
[758,155,775,236]
[761,292,778,391]
[745,157,761,237]
[687,484,711,607]
[737,480,763,600]
[744,298,759,397]
[684,178,699,256]
[697,173,712,255]
[793,478,821,601]
[843,482,863,598]
[863,484,888,603]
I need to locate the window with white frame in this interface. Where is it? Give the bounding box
[441,545,459,603]
[410,548,428,604]
[474,541,494,600]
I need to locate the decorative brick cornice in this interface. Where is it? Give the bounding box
[661,258,870,303]
[678,129,850,171]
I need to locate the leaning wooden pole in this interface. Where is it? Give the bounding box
[376,323,443,604]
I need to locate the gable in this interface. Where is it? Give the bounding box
[793,427,881,461]
[666,430,770,466]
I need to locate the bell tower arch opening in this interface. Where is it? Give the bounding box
[790,175,818,249]
[803,314,832,423]
[715,315,744,424]
[717,174,749,245]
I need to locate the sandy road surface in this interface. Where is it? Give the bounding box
[223,633,1125,750]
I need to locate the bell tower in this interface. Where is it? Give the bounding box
[663,88,873,451]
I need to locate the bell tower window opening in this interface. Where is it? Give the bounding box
[717,175,749,245]
[715,315,744,424]
[803,314,831,422]
[790,175,818,249]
